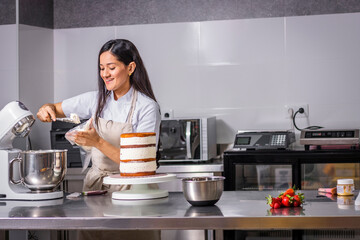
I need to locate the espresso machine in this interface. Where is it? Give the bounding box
[0,101,65,200]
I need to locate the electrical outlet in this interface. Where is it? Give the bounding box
[162,109,174,119]
[285,104,309,118]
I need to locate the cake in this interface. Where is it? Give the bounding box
[120,132,157,176]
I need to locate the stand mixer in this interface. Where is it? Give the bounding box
[0,101,65,200]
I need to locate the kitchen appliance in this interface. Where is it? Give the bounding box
[0,101,65,200]
[232,130,295,151]
[159,117,216,162]
[300,129,360,150]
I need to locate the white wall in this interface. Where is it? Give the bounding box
[0,24,18,108]
[19,24,54,149]
[53,12,360,148]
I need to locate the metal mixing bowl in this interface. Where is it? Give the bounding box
[182,176,225,206]
[11,150,67,192]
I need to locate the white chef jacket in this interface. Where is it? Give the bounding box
[61,87,161,143]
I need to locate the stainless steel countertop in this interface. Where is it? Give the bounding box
[1,191,360,230]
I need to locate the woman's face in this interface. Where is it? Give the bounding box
[99,51,133,99]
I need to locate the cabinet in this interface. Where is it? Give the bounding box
[223,150,360,191]
[63,162,223,240]
[223,150,360,240]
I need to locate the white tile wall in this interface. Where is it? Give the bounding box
[50,12,360,149]
[54,26,115,101]
[199,18,285,65]
[285,12,360,133]
[0,24,18,108]
[285,13,360,62]
[115,22,200,67]
[18,25,54,149]
[115,22,200,109]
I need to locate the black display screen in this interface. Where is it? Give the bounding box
[236,137,251,145]
[305,131,355,138]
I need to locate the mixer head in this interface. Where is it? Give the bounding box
[12,115,35,137]
[0,101,35,149]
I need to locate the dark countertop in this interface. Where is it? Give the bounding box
[1,190,360,230]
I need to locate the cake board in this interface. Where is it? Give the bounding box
[103,173,176,200]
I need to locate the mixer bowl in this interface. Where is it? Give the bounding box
[19,150,67,192]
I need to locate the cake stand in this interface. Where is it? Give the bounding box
[103,173,176,200]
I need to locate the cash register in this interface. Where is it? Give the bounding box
[232,130,295,151]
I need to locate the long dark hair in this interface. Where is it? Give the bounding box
[95,39,157,126]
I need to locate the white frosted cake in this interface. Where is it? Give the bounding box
[120,132,157,176]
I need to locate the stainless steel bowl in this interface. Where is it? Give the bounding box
[10,149,67,192]
[182,176,225,206]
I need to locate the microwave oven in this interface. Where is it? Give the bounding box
[159,117,217,162]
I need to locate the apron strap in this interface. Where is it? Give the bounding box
[125,89,138,124]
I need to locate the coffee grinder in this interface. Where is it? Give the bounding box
[0,101,65,200]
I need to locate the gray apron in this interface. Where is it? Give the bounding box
[79,89,160,240]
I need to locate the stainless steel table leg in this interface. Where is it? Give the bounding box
[62,179,69,192]
[205,229,214,240]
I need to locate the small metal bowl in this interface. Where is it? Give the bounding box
[182,176,225,206]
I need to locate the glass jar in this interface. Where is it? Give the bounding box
[337,179,354,196]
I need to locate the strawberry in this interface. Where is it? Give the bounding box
[266,195,282,208]
[266,187,305,209]
[279,186,296,198]
[281,196,292,207]
[284,188,295,197]
[266,195,276,208]
[292,193,305,206]
[295,193,304,202]
[273,202,281,209]
[293,200,301,207]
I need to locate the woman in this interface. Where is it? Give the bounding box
[37,39,161,239]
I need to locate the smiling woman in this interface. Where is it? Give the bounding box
[37,39,161,189]
[36,39,161,240]
[99,51,134,99]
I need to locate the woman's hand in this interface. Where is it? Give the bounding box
[70,119,120,164]
[73,120,102,148]
[36,102,65,122]
[37,104,56,122]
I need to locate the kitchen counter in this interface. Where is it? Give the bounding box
[224,150,360,191]
[1,190,360,230]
